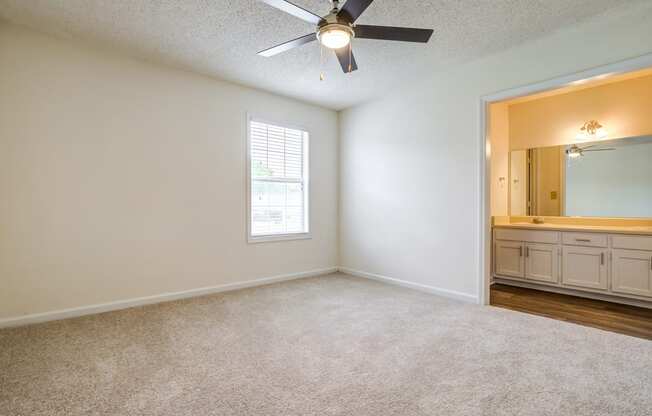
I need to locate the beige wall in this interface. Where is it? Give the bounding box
[489,103,509,216]
[0,23,339,320]
[510,73,652,150]
[509,150,527,216]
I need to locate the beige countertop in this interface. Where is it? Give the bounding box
[494,222,652,236]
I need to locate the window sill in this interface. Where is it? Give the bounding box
[247,233,312,244]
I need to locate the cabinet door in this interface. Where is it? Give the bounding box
[562,246,608,290]
[525,243,558,283]
[495,240,525,278]
[612,249,652,298]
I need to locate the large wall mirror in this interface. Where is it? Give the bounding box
[510,135,652,218]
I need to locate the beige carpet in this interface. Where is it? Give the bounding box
[1,273,651,415]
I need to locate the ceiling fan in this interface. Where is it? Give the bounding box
[566,144,616,159]
[257,0,434,73]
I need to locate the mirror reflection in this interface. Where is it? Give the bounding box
[510,135,652,218]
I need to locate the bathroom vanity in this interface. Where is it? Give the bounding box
[492,133,652,308]
[493,221,652,306]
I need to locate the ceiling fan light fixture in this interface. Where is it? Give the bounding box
[258,0,434,73]
[567,147,582,158]
[317,24,354,49]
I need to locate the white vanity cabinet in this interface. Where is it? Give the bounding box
[610,235,652,298]
[611,250,652,297]
[525,243,558,283]
[494,241,559,283]
[495,241,525,278]
[561,246,608,290]
[494,229,559,284]
[493,227,652,306]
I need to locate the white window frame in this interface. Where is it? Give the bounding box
[246,114,311,243]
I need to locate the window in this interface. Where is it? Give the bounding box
[247,117,309,242]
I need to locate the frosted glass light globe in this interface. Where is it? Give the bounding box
[318,25,353,49]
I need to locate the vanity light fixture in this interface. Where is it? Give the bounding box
[576,120,607,142]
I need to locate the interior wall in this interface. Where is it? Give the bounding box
[339,3,652,300]
[0,23,339,320]
[509,150,527,216]
[489,103,509,216]
[509,73,652,150]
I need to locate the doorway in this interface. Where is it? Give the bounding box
[478,54,652,307]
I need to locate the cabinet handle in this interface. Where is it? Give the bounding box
[575,238,591,242]
[601,252,605,265]
[519,246,523,257]
[526,247,529,257]
[650,256,652,270]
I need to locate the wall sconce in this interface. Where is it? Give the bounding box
[575,120,607,142]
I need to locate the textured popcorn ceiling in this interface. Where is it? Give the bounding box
[0,0,644,109]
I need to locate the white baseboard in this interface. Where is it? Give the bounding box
[0,267,338,329]
[338,267,479,304]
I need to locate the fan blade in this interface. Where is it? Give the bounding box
[258,33,317,57]
[338,0,374,23]
[259,0,323,25]
[580,144,597,150]
[584,148,616,152]
[334,47,358,73]
[354,25,433,43]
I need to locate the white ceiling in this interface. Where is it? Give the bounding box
[0,0,644,110]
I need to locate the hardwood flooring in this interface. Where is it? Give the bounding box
[490,283,652,340]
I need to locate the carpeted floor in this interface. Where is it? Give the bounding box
[1,273,651,416]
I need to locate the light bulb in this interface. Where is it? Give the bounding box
[319,28,351,49]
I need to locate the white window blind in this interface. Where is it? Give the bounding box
[248,119,309,239]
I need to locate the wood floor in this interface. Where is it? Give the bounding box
[490,283,652,340]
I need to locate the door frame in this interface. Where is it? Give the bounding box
[477,53,652,305]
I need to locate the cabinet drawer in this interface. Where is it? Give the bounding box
[494,228,559,244]
[611,235,652,251]
[562,232,608,248]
